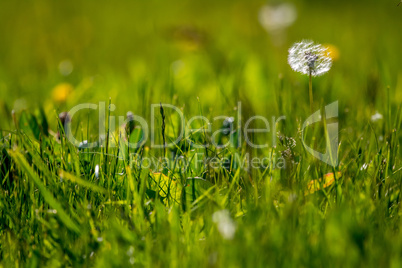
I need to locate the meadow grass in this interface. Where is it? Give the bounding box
[1,0,402,267]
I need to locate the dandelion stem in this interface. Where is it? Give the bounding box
[309,71,313,113]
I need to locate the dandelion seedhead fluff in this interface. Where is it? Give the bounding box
[288,40,332,77]
[259,3,297,32]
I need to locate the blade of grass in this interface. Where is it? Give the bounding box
[59,171,108,194]
[8,150,81,234]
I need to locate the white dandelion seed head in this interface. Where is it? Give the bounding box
[288,40,332,77]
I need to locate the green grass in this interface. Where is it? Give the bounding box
[1,0,402,267]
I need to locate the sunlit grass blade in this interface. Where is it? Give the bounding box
[59,171,108,194]
[8,150,81,234]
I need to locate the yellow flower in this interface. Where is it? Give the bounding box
[305,172,342,195]
[323,44,340,61]
[52,83,73,103]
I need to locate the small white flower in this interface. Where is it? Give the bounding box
[212,210,236,240]
[360,163,368,171]
[288,40,332,76]
[371,112,383,122]
[95,165,99,179]
[78,140,89,149]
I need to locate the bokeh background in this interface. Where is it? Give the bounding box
[0,0,401,130]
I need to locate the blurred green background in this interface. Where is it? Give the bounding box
[0,0,401,128]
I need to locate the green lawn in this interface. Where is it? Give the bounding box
[1,0,402,267]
